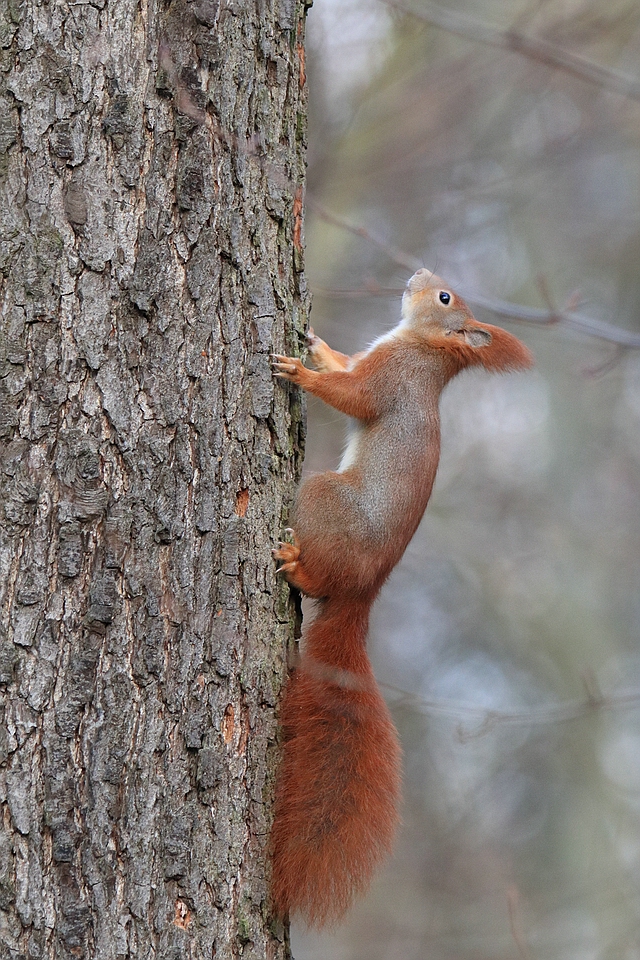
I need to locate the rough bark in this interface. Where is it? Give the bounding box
[0,0,309,956]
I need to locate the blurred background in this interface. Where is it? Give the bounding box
[293,0,640,957]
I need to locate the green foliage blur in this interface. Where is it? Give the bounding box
[294,1,640,957]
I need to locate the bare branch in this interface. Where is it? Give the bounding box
[380,0,640,102]
[313,284,402,299]
[309,198,640,349]
[307,197,421,273]
[462,291,640,349]
[381,682,640,740]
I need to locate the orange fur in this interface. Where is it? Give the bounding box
[271,270,533,927]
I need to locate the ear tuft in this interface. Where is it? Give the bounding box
[463,327,492,348]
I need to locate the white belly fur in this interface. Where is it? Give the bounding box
[338,422,362,472]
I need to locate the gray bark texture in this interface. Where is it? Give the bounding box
[0,0,309,955]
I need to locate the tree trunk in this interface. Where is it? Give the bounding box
[0,0,309,956]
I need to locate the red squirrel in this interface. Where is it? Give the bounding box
[270,268,533,927]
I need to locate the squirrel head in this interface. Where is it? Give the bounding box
[401,269,533,373]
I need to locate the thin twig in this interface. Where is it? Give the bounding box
[507,887,532,960]
[381,0,640,102]
[582,344,624,378]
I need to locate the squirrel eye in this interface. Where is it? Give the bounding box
[439,291,451,305]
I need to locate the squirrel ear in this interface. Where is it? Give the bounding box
[462,326,492,348]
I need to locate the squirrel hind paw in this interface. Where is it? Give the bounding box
[273,541,300,573]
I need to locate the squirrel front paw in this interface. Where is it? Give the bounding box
[272,354,306,385]
[305,328,327,368]
[305,326,320,349]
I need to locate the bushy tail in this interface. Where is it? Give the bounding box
[270,598,402,927]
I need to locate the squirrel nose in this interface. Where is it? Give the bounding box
[407,267,432,293]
